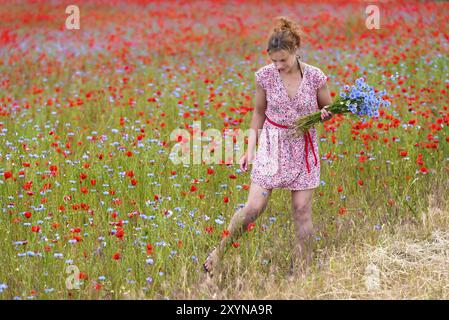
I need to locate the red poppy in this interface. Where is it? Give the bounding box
[115,227,125,239]
[22,181,33,190]
[416,154,424,166]
[78,272,88,280]
[115,220,123,227]
[4,171,12,179]
[112,252,121,260]
[24,211,32,219]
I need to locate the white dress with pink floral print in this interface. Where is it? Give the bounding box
[250,62,328,190]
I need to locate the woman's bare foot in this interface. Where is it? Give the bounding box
[203,247,220,275]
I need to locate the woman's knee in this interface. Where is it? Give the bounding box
[292,202,311,218]
[244,202,267,219]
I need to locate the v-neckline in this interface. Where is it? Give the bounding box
[275,61,307,101]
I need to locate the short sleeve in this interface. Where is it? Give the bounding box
[255,69,267,91]
[315,68,328,90]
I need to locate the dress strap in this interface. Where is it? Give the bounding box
[296,57,303,79]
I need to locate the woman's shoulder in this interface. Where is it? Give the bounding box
[255,63,275,90]
[303,62,325,76]
[303,62,328,88]
[255,63,275,76]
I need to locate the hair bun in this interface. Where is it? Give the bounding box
[274,17,293,32]
[267,16,303,53]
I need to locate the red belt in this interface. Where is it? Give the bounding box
[265,116,318,174]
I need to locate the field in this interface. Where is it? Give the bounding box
[0,0,448,299]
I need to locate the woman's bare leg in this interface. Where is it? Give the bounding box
[204,182,272,274]
[291,188,315,274]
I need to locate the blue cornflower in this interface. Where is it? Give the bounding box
[0,283,7,293]
[349,92,357,100]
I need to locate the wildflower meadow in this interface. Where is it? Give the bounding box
[0,0,448,300]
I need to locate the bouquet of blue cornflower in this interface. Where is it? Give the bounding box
[291,77,391,138]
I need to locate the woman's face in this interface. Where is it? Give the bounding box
[269,49,296,73]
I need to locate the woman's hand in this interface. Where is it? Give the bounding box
[240,151,255,172]
[320,105,333,122]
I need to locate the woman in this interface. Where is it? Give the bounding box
[203,16,333,277]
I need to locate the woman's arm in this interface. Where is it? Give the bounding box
[317,82,333,122]
[247,80,267,156]
[317,82,333,110]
